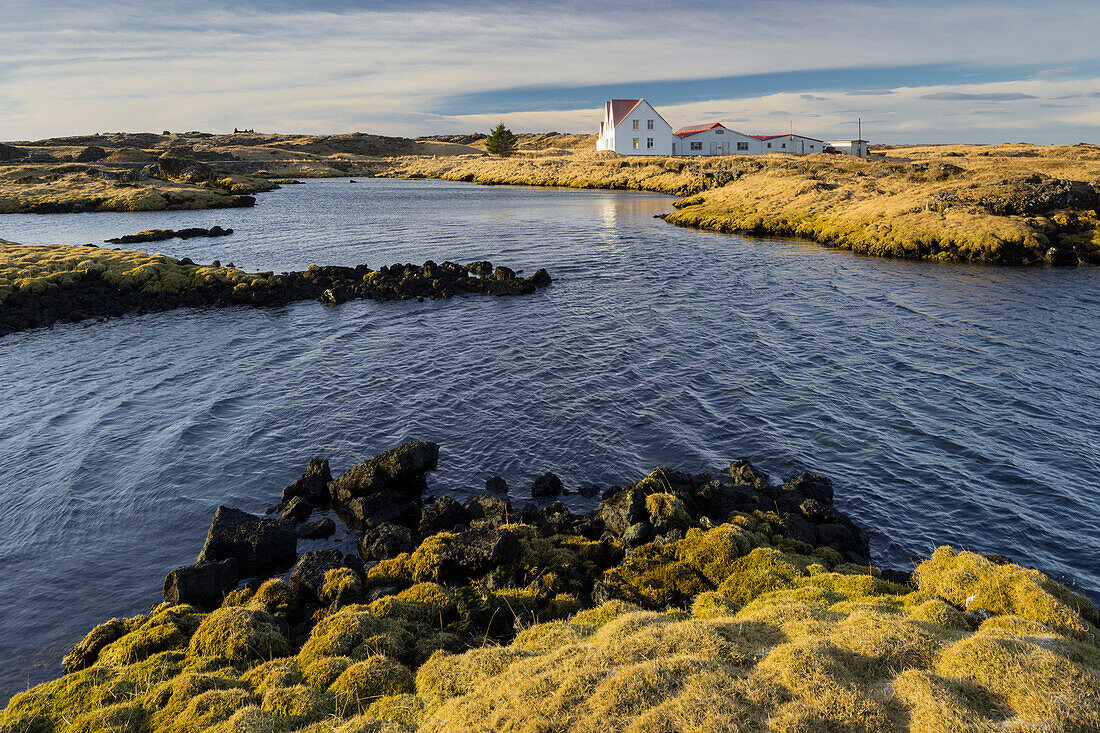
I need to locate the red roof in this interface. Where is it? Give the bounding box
[608,99,642,127]
[674,122,724,139]
[753,133,825,142]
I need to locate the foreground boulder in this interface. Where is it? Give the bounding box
[162,558,239,609]
[197,506,298,576]
[330,441,439,502]
[330,441,439,524]
[282,458,332,505]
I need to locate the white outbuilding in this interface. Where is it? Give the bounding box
[672,123,761,156]
[828,139,869,158]
[595,99,674,155]
[754,134,825,155]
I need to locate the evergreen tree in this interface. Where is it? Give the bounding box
[485,122,517,156]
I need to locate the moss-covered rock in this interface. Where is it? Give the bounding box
[188,606,290,663]
[330,656,415,715]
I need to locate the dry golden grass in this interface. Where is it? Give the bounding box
[0,240,264,306]
[4,517,1099,733]
[0,164,254,214]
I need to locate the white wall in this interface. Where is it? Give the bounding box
[760,135,824,155]
[599,100,674,155]
[675,126,761,156]
[828,140,869,157]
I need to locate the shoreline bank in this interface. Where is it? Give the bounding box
[385,145,1100,267]
[0,240,551,337]
[2,441,1098,731]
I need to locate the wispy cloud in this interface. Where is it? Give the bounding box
[920,92,1039,101]
[1033,66,1079,78]
[846,90,895,96]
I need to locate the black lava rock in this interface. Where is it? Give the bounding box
[196,506,297,576]
[298,517,336,540]
[358,521,415,561]
[531,472,563,498]
[162,558,239,609]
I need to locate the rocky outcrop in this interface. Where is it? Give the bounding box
[104,226,232,245]
[592,462,868,563]
[330,441,439,523]
[143,152,215,183]
[74,146,108,163]
[0,253,552,338]
[282,458,332,505]
[0,143,26,161]
[358,521,415,560]
[196,506,298,576]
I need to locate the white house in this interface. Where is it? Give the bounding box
[754,134,824,155]
[828,139,869,158]
[596,99,860,156]
[672,123,761,156]
[595,99,674,155]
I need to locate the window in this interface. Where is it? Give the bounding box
[767,143,772,148]
[810,144,815,150]
[632,119,639,129]
[781,143,786,149]
[690,141,702,151]
[715,129,723,134]
[647,138,654,148]
[647,119,654,130]
[632,138,640,149]
[737,141,749,151]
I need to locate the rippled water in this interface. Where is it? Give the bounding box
[1,178,1098,701]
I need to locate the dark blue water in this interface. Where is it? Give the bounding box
[1,178,1098,701]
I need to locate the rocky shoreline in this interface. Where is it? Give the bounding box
[0,241,552,337]
[3,441,1099,732]
[161,442,873,618]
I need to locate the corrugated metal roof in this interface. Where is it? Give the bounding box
[674,123,724,138]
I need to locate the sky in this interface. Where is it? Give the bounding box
[1,0,1098,143]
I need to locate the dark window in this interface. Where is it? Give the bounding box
[647,120,654,129]
[690,141,702,151]
[632,120,639,129]
[737,141,749,151]
[647,138,654,148]
[715,129,723,134]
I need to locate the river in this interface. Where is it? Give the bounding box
[1,177,1098,700]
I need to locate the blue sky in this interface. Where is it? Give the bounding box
[1,0,1098,143]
